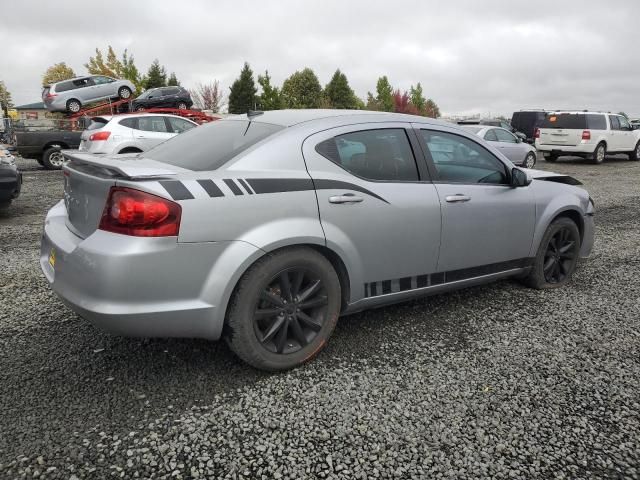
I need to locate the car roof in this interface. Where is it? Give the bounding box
[90,113,197,122]
[549,111,614,115]
[228,109,451,128]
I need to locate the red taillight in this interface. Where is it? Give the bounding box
[99,187,181,237]
[89,131,111,141]
[582,130,591,140]
[534,128,540,139]
[45,93,57,99]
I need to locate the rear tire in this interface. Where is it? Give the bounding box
[629,141,640,161]
[66,99,81,114]
[544,153,558,162]
[522,217,581,289]
[118,87,132,100]
[42,146,66,170]
[592,142,606,164]
[225,247,341,371]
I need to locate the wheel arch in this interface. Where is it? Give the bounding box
[118,146,143,154]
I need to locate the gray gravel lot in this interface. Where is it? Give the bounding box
[1,154,639,479]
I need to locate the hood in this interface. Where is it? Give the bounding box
[525,168,582,186]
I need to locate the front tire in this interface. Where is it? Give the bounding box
[592,142,606,164]
[225,247,341,371]
[522,217,581,289]
[524,152,536,168]
[118,87,132,100]
[630,141,640,161]
[42,146,66,170]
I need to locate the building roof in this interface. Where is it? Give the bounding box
[15,102,46,110]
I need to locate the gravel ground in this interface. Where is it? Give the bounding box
[1,154,639,479]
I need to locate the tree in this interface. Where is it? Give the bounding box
[281,68,323,109]
[324,69,358,109]
[393,89,419,115]
[0,81,13,116]
[121,50,143,93]
[42,62,76,86]
[86,46,121,78]
[228,62,257,114]
[144,59,167,89]
[375,76,394,112]
[167,72,180,86]
[257,71,282,110]
[424,99,441,118]
[409,83,426,113]
[190,81,224,112]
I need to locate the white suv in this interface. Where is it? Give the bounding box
[79,113,198,155]
[535,111,640,164]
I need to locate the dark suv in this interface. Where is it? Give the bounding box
[132,87,193,111]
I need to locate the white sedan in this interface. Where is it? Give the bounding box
[79,113,198,155]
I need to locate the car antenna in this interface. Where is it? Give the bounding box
[247,110,264,119]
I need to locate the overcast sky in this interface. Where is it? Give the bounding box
[2,0,638,117]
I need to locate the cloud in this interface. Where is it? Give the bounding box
[1,0,638,117]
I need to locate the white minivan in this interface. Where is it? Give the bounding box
[535,111,640,163]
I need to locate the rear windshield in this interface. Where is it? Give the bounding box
[541,113,606,130]
[141,119,284,171]
[86,117,109,130]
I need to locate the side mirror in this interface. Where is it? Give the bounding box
[511,167,531,187]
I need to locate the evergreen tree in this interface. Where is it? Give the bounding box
[281,68,322,109]
[375,76,394,112]
[167,72,180,86]
[409,83,426,113]
[121,50,143,93]
[424,99,441,118]
[0,81,13,116]
[324,69,358,109]
[143,59,167,89]
[228,62,257,114]
[257,71,282,110]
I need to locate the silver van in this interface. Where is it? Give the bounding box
[42,76,135,113]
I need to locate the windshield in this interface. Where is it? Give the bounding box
[141,119,285,171]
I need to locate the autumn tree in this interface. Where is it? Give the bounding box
[85,46,122,77]
[42,62,76,85]
[257,71,282,110]
[281,68,323,109]
[144,59,167,89]
[393,89,420,115]
[324,69,358,109]
[228,62,257,114]
[0,81,13,116]
[190,81,224,112]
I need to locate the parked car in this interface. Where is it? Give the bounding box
[0,148,21,209]
[535,111,640,163]
[457,118,526,141]
[42,110,595,371]
[131,87,193,111]
[511,110,548,143]
[460,125,537,168]
[79,114,198,155]
[42,76,135,113]
[15,129,82,169]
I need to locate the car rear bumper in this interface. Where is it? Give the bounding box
[40,200,260,340]
[536,143,595,156]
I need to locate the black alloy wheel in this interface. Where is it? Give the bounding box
[253,268,328,354]
[542,225,579,284]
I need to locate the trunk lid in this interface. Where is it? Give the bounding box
[62,151,184,238]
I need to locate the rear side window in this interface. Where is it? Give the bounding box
[494,129,517,143]
[55,81,74,93]
[484,129,498,141]
[587,115,606,130]
[119,118,138,129]
[315,129,419,182]
[163,88,180,95]
[73,78,93,88]
[142,120,284,171]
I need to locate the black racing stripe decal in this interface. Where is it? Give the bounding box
[247,178,315,194]
[364,258,534,298]
[313,179,390,204]
[223,179,243,196]
[238,179,254,195]
[197,179,224,198]
[159,180,194,200]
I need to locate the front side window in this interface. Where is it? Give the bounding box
[167,116,196,133]
[420,130,508,185]
[315,129,419,181]
[618,116,631,130]
[92,76,114,85]
[138,117,168,133]
[494,128,517,143]
[73,78,94,88]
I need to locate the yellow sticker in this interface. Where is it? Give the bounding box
[48,249,56,268]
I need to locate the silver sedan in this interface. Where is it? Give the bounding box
[41,110,594,371]
[461,125,538,168]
